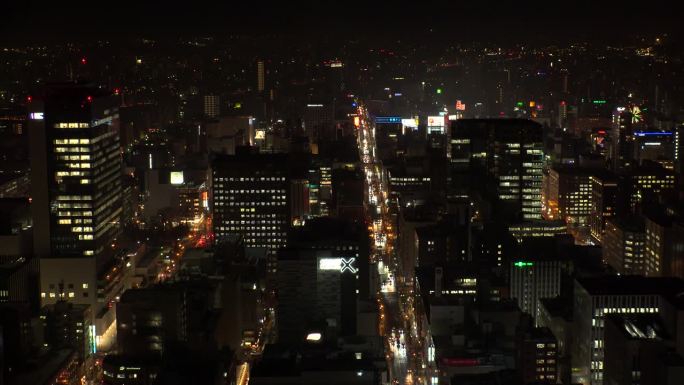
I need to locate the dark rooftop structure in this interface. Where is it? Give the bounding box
[576,276,684,297]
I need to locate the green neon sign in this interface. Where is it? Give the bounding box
[592,100,607,104]
[514,261,534,268]
[516,102,524,107]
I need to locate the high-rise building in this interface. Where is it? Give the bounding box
[516,327,558,383]
[29,83,123,335]
[624,163,676,212]
[276,219,365,343]
[276,247,359,343]
[41,300,93,361]
[0,107,29,174]
[643,211,682,278]
[257,60,265,93]
[210,149,291,258]
[203,95,220,118]
[633,130,675,170]
[544,166,593,225]
[589,171,619,244]
[307,159,332,217]
[116,285,187,357]
[571,276,684,385]
[451,119,544,220]
[303,103,333,145]
[603,216,646,275]
[509,239,569,324]
[177,183,206,224]
[675,124,683,177]
[611,106,643,171]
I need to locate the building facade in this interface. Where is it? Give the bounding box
[29,83,123,336]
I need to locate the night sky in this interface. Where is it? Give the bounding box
[3,0,683,43]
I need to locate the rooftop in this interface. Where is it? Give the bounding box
[577,276,684,297]
[606,313,669,340]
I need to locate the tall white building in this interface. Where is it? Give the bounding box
[510,257,565,324]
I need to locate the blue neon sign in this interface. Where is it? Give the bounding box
[634,131,673,137]
[375,116,402,124]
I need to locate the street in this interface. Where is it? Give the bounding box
[355,103,434,385]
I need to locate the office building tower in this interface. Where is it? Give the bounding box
[276,248,358,343]
[177,183,206,224]
[307,159,332,217]
[558,101,568,128]
[41,300,93,361]
[0,255,37,306]
[538,297,574,384]
[275,218,367,343]
[544,166,592,225]
[303,103,333,145]
[374,118,402,161]
[29,83,123,335]
[603,216,646,275]
[211,149,290,256]
[571,276,684,385]
[675,124,683,176]
[624,163,676,212]
[0,107,29,174]
[116,286,187,357]
[633,130,675,170]
[589,171,619,244]
[257,60,265,93]
[509,239,568,324]
[516,327,558,383]
[203,95,220,118]
[611,106,642,171]
[451,119,544,220]
[290,179,310,224]
[643,211,683,278]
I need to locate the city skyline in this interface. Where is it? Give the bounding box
[2,4,684,385]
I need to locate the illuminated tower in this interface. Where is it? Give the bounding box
[257,60,265,93]
[29,83,123,337]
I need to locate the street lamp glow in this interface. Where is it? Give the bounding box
[306,332,322,342]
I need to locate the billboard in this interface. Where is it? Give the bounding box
[170,171,184,185]
[318,257,358,273]
[427,116,445,127]
[401,118,418,128]
[455,100,466,111]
